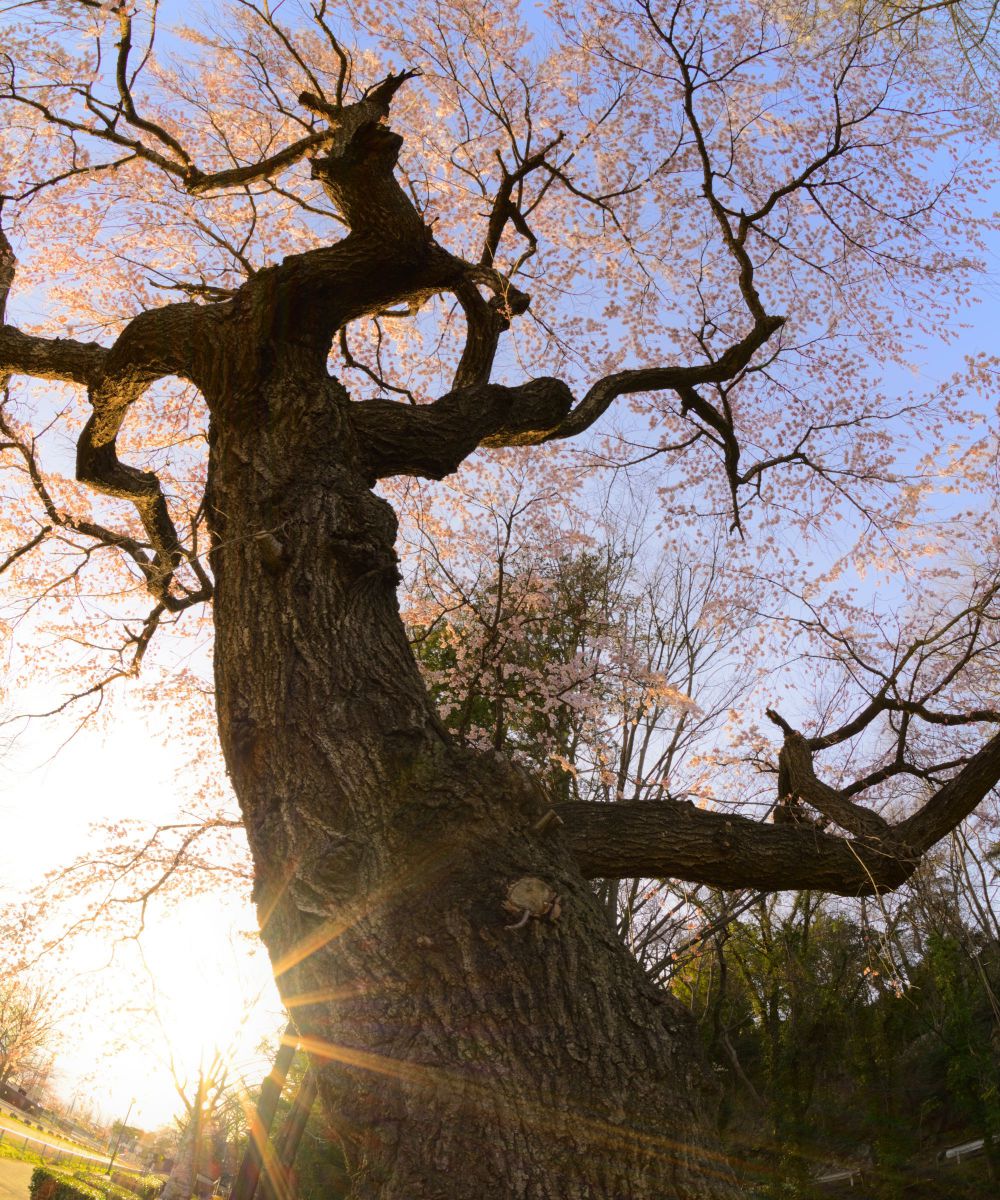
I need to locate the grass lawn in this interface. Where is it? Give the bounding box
[0,1118,108,1166]
[0,1141,45,1167]
[0,1141,112,1172]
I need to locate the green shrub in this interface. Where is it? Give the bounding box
[27,1162,162,1200]
[110,1173,163,1200]
[74,1172,160,1200]
[30,1168,107,1200]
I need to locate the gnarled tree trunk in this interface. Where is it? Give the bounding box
[205,355,738,1197]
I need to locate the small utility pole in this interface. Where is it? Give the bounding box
[106,1097,135,1175]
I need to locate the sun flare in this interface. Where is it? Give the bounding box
[52,897,280,1130]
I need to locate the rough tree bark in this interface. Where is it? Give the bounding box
[185,89,735,1198]
[4,59,1000,1200]
[205,351,738,1197]
[160,1119,199,1200]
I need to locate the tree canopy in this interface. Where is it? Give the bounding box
[1,0,998,895]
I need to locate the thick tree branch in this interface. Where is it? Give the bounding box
[556,799,912,894]
[231,236,468,358]
[547,314,785,442]
[0,203,13,328]
[75,302,212,605]
[176,71,421,207]
[352,299,783,485]
[895,730,1000,852]
[1,202,108,387]
[301,74,426,238]
[449,269,532,390]
[1,201,213,609]
[450,281,515,390]
[0,326,109,387]
[1,28,417,207]
[351,378,574,482]
[777,730,892,841]
[560,727,1000,894]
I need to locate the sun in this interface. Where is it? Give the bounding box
[54,896,281,1131]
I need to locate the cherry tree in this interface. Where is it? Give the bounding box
[2,0,1000,1194]
[0,975,59,1091]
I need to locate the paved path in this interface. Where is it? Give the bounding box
[0,1158,34,1200]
